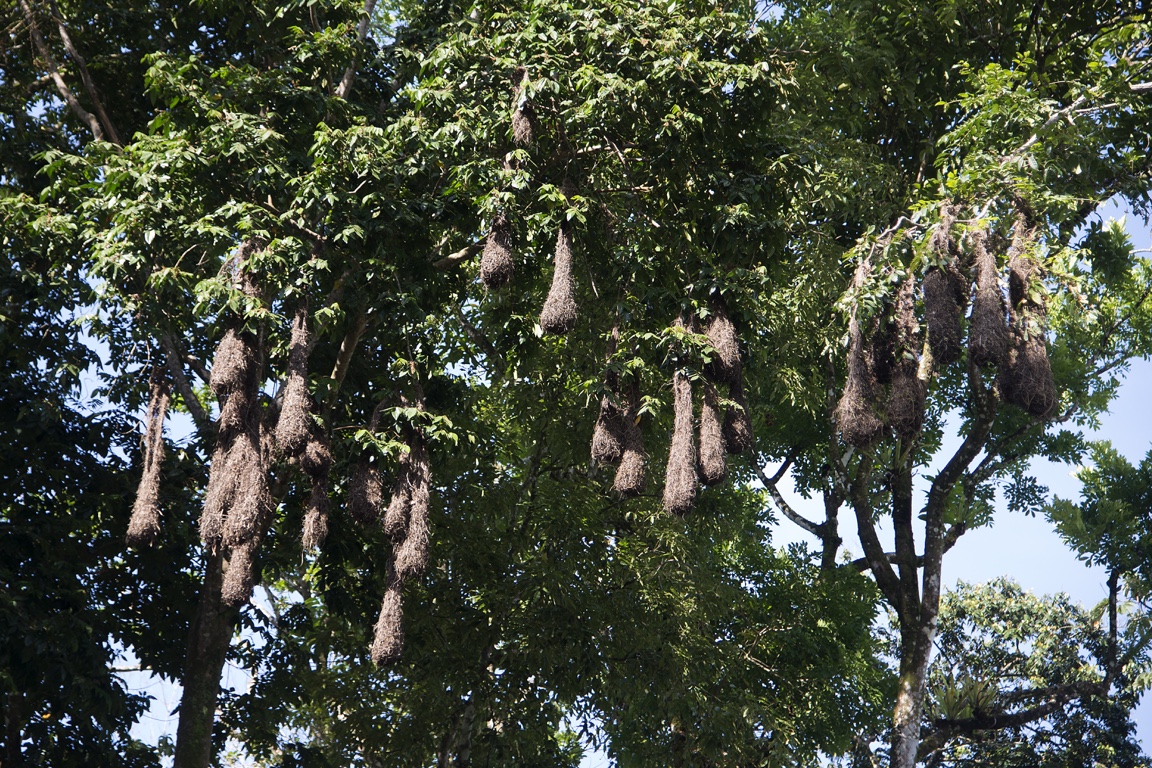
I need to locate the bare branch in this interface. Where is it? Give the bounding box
[326,310,368,408]
[46,0,122,145]
[434,242,483,270]
[757,461,822,537]
[335,0,378,99]
[17,0,105,142]
[161,334,211,432]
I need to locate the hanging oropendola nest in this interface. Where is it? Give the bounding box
[591,395,627,465]
[301,475,330,551]
[663,368,697,516]
[1001,320,1058,417]
[221,540,258,608]
[299,430,333,477]
[511,66,535,148]
[835,260,884,447]
[209,328,255,397]
[127,373,170,547]
[275,303,313,457]
[368,380,435,666]
[383,446,411,541]
[868,313,897,386]
[348,457,384,526]
[1001,214,1057,417]
[698,380,727,485]
[968,228,1009,368]
[221,432,274,549]
[392,436,431,582]
[886,273,925,441]
[923,266,965,366]
[613,382,647,496]
[371,570,405,666]
[480,212,515,289]
[705,297,741,384]
[200,317,269,549]
[539,223,578,335]
[722,370,754,454]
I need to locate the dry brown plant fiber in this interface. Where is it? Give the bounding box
[722,371,754,454]
[221,541,257,608]
[393,437,431,581]
[348,458,384,526]
[480,213,515,289]
[969,228,1009,367]
[276,304,313,456]
[301,475,329,550]
[300,434,333,478]
[923,267,963,366]
[221,431,273,547]
[662,369,697,516]
[705,298,741,384]
[591,395,626,465]
[1002,215,1056,416]
[127,375,170,547]
[613,383,647,496]
[835,260,884,446]
[210,328,252,396]
[371,573,405,666]
[885,274,925,440]
[698,379,727,485]
[539,224,578,335]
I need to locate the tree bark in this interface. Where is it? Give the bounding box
[173,549,238,768]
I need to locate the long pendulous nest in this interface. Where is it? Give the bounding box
[392,437,431,582]
[210,328,254,397]
[276,303,313,457]
[835,262,884,447]
[300,433,333,478]
[591,395,627,465]
[923,266,965,366]
[512,102,535,148]
[1001,215,1057,417]
[200,323,269,549]
[511,67,535,147]
[221,431,274,548]
[662,369,697,516]
[698,379,727,485]
[613,383,647,496]
[539,224,578,335]
[127,375,171,547]
[887,274,925,441]
[221,540,258,608]
[301,475,329,551]
[705,298,741,384]
[348,457,384,526]
[722,370,754,454]
[968,227,1009,368]
[480,212,515,289]
[383,447,411,540]
[869,313,897,386]
[371,569,405,666]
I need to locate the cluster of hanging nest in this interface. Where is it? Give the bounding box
[343,379,434,665]
[834,204,1058,447]
[589,301,753,518]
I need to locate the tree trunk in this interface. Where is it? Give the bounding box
[2,692,21,768]
[173,549,238,768]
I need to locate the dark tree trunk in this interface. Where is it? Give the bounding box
[173,549,238,768]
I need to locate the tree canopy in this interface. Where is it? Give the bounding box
[3,1,1152,767]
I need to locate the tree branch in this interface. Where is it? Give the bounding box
[758,460,822,537]
[17,0,105,143]
[326,310,368,409]
[434,242,483,270]
[850,454,904,612]
[161,334,211,431]
[46,0,122,145]
[335,0,378,99]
